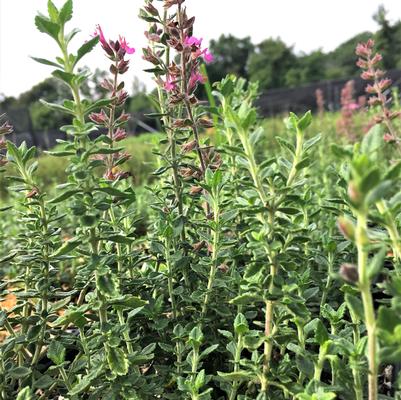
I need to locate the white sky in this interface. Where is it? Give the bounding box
[0,0,400,98]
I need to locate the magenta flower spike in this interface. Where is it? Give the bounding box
[119,35,135,54]
[184,36,203,47]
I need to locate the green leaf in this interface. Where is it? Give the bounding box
[361,123,384,159]
[230,293,263,305]
[33,374,54,389]
[30,56,62,68]
[303,133,321,151]
[345,293,364,322]
[94,186,136,200]
[59,0,73,23]
[297,110,312,131]
[96,267,119,298]
[50,238,81,257]
[195,369,205,390]
[16,387,32,400]
[6,141,22,164]
[296,354,314,378]
[40,99,75,115]
[74,36,99,67]
[234,313,249,335]
[47,0,59,21]
[315,320,328,345]
[106,235,134,245]
[360,168,381,194]
[200,344,219,359]
[217,371,253,382]
[48,341,66,365]
[367,247,386,279]
[49,189,82,204]
[35,15,60,42]
[52,70,74,85]
[109,296,147,310]
[106,346,128,376]
[377,307,401,333]
[69,365,103,395]
[188,326,204,348]
[385,160,401,180]
[367,180,393,205]
[9,366,31,379]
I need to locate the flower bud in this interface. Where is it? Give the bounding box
[181,139,197,153]
[337,216,355,241]
[0,121,13,136]
[340,263,359,284]
[378,78,392,91]
[348,181,363,205]
[189,186,202,195]
[144,3,159,16]
[89,110,108,125]
[193,240,206,252]
[113,128,127,142]
[26,187,39,198]
[198,118,213,128]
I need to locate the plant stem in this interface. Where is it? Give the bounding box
[356,212,378,400]
[164,238,177,319]
[351,324,364,400]
[228,334,243,400]
[201,185,221,321]
[376,200,401,272]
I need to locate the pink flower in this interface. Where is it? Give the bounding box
[202,48,213,63]
[164,75,177,92]
[188,70,206,90]
[184,36,203,47]
[119,35,135,55]
[346,103,360,111]
[113,128,127,142]
[93,24,108,47]
[383,133,395,142]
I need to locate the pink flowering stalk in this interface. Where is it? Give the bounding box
[356,39,400,142]
[90,25,134,180]
[0,116,13,167]
[140,0,218,216]
[337,80,359,139]
[315,88,325,118]
[93,25,135,58]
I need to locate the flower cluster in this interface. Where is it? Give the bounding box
[141,0,218,191]
[0,117,13,166]
[337,80,359,139]
[90,25,134,180]
[315,88,325,117]
[356,39,400,141]
[142,3,213,98]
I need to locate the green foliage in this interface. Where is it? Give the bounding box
[2,2,401,400]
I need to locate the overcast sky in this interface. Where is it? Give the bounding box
[0,0,400,98]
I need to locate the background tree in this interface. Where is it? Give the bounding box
[247,38,296,90]
[207,34,254,83]
[374,5,401,70]
[285,50,328,87]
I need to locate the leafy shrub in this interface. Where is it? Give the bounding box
[0,2,401,400]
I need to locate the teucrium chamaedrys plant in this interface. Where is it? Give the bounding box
[17,1,152,398]
[2,2,401,399]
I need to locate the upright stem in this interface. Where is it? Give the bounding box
[201,191,220,320]
[356,212,378,400]
[351,323,364,400]
[164,238,177,319]
[376,200,401,272]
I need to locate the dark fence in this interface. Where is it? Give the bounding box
[255,69,401,116]
[1,108,157,150]
[3,69,401,148]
